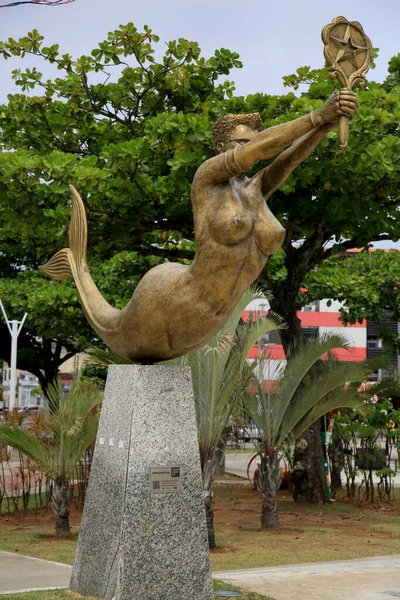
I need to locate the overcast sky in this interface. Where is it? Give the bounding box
[1,0,400,247]
[1,0,399,98]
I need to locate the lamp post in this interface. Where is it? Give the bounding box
[258,337,276,393]
[258,338,277,449]
[0,301,28,411]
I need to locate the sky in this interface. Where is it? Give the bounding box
[0,0,400,247]
[1,0,399,98]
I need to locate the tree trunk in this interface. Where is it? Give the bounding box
[201,451,216,549]
[257,452,281,530]
[51,477,71,537]
[291,421,328,503]
[204,490,216,550]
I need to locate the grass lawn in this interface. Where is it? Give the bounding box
[1,581,269,600]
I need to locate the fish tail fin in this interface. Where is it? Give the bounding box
[40,185,87,280]
[39,248,73,280]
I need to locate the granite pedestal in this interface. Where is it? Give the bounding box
[70,365,214,600]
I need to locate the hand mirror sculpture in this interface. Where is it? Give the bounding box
[322,16,372,152]
[41,94,358,363]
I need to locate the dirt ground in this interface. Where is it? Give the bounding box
[214,481,400,533]
[0,507,81,531]
[1,482,400,536]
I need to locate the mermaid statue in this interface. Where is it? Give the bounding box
[41,90,358,362]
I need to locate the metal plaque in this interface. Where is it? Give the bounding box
[149,466,181,493]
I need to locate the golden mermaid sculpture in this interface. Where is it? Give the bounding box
[41,90,358,363]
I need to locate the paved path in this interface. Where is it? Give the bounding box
[0,550,399,598]
[0,551,71,595]
[225,453,400,487]
[214,555,400,600]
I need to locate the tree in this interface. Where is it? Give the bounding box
[0,380,101,535]
[244,333,371,529]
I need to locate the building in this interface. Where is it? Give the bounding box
[243,298,369,386]
[1,368,44,409]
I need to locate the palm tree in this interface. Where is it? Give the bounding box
[0,380,101,536]
[244,333,372,530]
[178,286,284,548]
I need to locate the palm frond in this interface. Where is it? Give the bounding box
[271,332,354,436]
[224,284,271,334]
[188,333,238,452]
[280,361,370,445]
[236,310,285,363]
[0,380,102,480]
[291,385,365,441]
[246,330,373,454]
[0,425,48,467]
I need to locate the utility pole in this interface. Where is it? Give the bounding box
[0,301,27,411]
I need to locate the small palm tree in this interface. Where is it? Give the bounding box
[244,333,372,530]
[0,380,101,536]
[178,286,284,548]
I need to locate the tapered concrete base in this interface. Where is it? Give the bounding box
[70,365,213,600]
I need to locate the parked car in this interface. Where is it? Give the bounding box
[234,421,261,443]
[21,405,41,414]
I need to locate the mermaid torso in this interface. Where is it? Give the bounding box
[107,169,285,362]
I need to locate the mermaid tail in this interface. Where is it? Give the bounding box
[40,185,121,337]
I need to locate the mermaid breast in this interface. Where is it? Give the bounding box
[208,182,254,246]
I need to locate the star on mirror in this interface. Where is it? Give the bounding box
[329,24,368,70]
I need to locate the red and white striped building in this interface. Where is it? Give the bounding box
[243,298,367,386]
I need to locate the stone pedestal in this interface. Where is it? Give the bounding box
[70,365,214,600]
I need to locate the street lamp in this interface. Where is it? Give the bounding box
[0,300,28,411]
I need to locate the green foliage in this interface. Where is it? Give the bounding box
[0,380,101,479]
[0,24,242,264]
[333,390,400,502]
[245,333,371,450]
[304,250,400,354]
[305,250,400,324]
